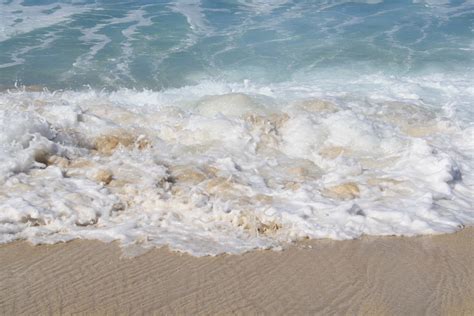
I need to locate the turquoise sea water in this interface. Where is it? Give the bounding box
[1,0,473,90]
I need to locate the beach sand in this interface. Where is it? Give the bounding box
[1,228,473,315]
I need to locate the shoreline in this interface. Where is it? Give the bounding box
[1,227,473,315]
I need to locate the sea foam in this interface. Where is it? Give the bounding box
[0,82,472,256]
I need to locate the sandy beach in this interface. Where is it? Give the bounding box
[1,227,473,315]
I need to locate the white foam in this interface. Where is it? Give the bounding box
[72,8,152,71]
[170,0,211,34]
[0,0,90,42]
[0,31,58,69]
[237,0,291,14]
[0,82,472,256]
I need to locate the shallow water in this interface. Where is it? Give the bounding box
[0,0,473,255]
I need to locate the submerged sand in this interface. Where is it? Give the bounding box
[1,228,473,315]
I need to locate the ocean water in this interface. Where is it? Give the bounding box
[0,0,473,255]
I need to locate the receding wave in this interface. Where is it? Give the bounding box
[1,0,472,255]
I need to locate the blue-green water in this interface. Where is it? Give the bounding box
[1,0,473,90]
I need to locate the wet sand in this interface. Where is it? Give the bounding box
[1,228,473,315]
